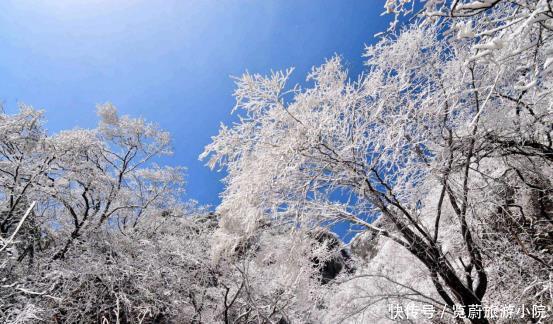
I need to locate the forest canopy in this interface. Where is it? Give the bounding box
[2,1,552,323]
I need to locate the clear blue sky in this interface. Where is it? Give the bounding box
[0,0,389,208]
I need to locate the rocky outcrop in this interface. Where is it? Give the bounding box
[309,229,354,283]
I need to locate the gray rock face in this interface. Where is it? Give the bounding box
[348,230,380,263]
[309,229,354,284]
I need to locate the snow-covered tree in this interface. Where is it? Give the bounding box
[202,2,552,322]
[45,103,184,260]
[0,105,192,322]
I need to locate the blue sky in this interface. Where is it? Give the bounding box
[0,0,389,208]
